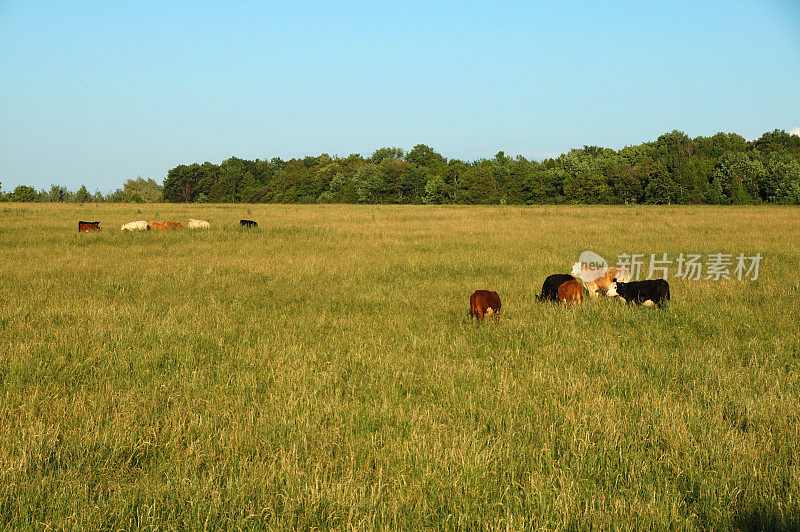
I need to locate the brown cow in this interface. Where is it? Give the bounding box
[163,221,183,229]
[147,221,167,230]
[558,280,583,304]
[470,290,501,321]
[78,221,101,232]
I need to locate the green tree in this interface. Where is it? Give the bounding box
[239,172,264,203]
[751,129,800,158]
[644,163,680,204]
[370,147,404,164]
[163,164,200,202]
[106,188,127,202]
[712,152,765,204]
[422,176,451,204]
[10,185,39,202]
[74,185,91,203]
[378,158,411,203]
[563,172,613,203]
[319,173,356,203]
[704,176,726,205]
[47,185,70,202]
[354,164,387,203]
[607,163,644,204]
[406,144,446,168]
[767,154,800,204]
[123,177,163,202]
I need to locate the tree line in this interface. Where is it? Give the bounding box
[3,130,800,205]
[0,177,163,204]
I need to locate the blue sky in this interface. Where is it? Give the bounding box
[1,1,799,192]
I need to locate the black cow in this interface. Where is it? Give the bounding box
[240,219,258,228]
[607,279,670,308]
[537,274,576,302]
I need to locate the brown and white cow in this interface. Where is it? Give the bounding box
[470,290,501,321]
[163,221,183,229]
[571,262,631,298]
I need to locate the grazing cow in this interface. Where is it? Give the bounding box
[78,221,101,232]
[538,274,576,302]
[571,262,632,298]
[558,280,584,304]
[148,221,167,230]
[163,221,183,229]
[187,219,211,229]
[121,221,149,231]
[470,290,501,321]
[607,279,670,308]
[240,219,258,228]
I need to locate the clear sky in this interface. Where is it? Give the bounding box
[1,1,799,192]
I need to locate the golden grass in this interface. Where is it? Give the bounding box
[0,203,799,529]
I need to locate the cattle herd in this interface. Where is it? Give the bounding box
[77,219,259,232]
[77,218,668,318]
[471,261,671,321]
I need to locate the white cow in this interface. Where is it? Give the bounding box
[121,220,149,231]
[187,219,211,229]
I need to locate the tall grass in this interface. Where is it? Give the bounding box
[0,203,798,529]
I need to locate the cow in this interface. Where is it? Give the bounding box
[240,219,258,228]
[163,221,183,229]
[571,262,632,298]
[148,221,167,230]
[470,290,501,322]
[606,279,670,308]
[537,274,576,302]
[558,280,584,304]
[121,221,149,231]
[188,219,211,229]
[78,221,101,232]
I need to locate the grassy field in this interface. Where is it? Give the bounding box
[0,203,798,529]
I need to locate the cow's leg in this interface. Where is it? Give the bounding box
[587,283,600,298]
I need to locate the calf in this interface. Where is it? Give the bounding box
[607,279,670,308]
[470,290,501,321]
[538,274,575,302]
[240,219,258,228]
[558,280,583,304]
[163,221,183,229]
[78,221,101,232]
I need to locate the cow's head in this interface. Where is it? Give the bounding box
[606,281,619,297]
[570,262,582,277]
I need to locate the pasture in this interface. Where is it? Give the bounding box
[0,203,798,529]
